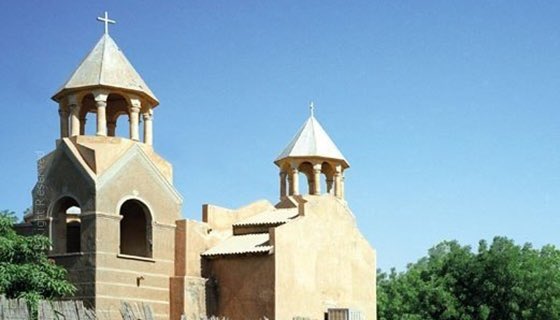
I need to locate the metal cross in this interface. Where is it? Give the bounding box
[309,101,315,117]
[97,11,116,35]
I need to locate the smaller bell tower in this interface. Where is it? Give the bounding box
[30,13,182,319]
[274,102,349,199]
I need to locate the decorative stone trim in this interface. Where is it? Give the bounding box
[49,252,84,258]
[116,253,156,263]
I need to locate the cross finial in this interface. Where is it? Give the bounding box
[97,11,116,35]
[309,101,315,117]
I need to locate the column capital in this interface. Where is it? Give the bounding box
[67,94,79,106]
[142,109,153,121]
[129,96,142,110]
[290,160,300,170]
[130,105,141,113]
[313,163,322,172]
[92,89,110,102]
[58,108,69,116]
[335,164,343,174]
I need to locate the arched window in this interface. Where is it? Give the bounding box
[65,206,81,252]
[298,162,314,194]
[119,199,152,258]
[51,197,81,254]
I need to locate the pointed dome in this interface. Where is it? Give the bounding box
[52,34,158,106]
[275,115,349,168]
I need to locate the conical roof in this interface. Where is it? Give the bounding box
[275,115,349,168]
[52,34,158,106]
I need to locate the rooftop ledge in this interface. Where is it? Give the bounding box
[49,252,84,258]
[117,253,155,263]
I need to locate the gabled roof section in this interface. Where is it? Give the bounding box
[52,34,158,105]
[233,208,299,227]
[275,115,349,167]
[202,234,272,257]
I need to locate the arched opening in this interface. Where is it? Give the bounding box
[83,112,96,135]
[298,162,314,194]
[114,112,129,138]
[65,206,81,253]
[279,163,290,197]
[106,94,129,138]
[80,94,97,135]
[51,197,81,254]
[322,162,336,195]
[119,199,152,258]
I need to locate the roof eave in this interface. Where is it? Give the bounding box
[51,85,159,107]
[274,155,350,169]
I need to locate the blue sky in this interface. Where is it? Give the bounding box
[1,1,559,271]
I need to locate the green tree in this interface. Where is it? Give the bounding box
[378,237,560,320]
[0,209,75,308]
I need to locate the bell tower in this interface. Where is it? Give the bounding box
[30,13,182,319]
[52,12,157,144]
[274,103,349,199]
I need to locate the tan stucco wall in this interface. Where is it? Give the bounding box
[32,135,375,320]
[273,195,376,320]
[32,137,182,320]
[203,255,275,319]
[171,220,212,320]
[33,145,97,306]
[93,143,181,320]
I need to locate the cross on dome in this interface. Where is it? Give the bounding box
[310,101,315,117]
[97,11,116,35]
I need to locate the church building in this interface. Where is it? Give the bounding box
[26,13,376,320]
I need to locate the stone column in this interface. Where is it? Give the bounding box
[58,105,69,138]
[129,98,141,141]
[341,175,346,199]
[334,165,343,199]
[326,176,334,194]
[279,171,287,197]
[93,90,109,136]
[68,95,81,137]
[143,109,153,145]
[312,163,322,195]
[79,117,86,135]
[289,164,299,196]
[287,172,293,196]
[107,120,117,136]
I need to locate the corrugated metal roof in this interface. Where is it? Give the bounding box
[53,34,158,105]
[233,208,299,227]
[275,115,349,167]
[202,234,272,257]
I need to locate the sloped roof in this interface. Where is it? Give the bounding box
[233,208,299,227]
[202,234,272,257]
[52,34,158,105]
[275,115,349,167]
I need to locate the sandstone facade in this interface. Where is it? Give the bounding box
[25,14,376,320]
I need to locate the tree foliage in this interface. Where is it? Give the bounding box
[377,237,560,320]
[0,209,75,303]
